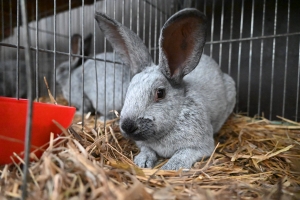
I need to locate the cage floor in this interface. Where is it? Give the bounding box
[1,104,300,199]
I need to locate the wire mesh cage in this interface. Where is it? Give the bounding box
[0,0,299,122]
[0,0,300,198]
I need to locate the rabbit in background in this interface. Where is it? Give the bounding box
[95,8,236,170]
[56,33,130,118]
[0,60,34,98]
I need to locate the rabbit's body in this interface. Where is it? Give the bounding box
[95,8,236,170]
[83,53,130,116]
[56,34,130,117]
[0,60,33,98]
[57,52,130,116]
[123,54,235,169]
[56,60,94,113]
[186,54,236,133]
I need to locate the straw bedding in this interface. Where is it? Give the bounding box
[0,104,300,199]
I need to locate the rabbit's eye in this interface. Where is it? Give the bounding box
[155,88,166,101]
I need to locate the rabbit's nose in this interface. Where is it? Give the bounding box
[120,118,138,134]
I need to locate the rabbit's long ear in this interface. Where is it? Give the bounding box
[83,33,93,58]
[159,8,207,84]
[70,34,92,68]
[95,12,153,75]
[71,34,81,58]
[71,34,82,68]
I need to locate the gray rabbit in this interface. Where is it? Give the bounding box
[95,8,236,170]
[56,34,130,118]
[0,60,34,98]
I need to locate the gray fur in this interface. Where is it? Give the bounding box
[0,60,33,98]
[56,34,130,117]
[95,12,153,75]
[95,8,236,170]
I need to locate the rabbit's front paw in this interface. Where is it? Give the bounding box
[160,148,209,170]
[161,158,192,171]
[134,149,157,168]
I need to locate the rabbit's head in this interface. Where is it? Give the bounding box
[95,8,207,141]
[56,33,92,86]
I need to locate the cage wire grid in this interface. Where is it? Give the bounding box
[0,0,299,122]
[0,0,300,198]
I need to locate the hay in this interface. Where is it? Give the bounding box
[1,111,300,199]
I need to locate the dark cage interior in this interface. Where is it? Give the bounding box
[196,0,300,121]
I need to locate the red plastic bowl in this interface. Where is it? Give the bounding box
[0,96,76,165]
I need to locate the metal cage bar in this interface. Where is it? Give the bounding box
[269,0,278,120]
[228,0,234,76]
[247,0,255,116]
[35,0,39,100]
[81,0,85,127]
[258,0,266,117]
[93,0,98,128]
[209,0,215,57]
[236,0,244,113]
[20,0,34,198]
[282,0,290,117]
[68,0,72,107]
[53,0,57,97]
[296,40,300,121]
[218,0,224,68]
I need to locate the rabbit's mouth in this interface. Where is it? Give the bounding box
[120,117,156,141]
